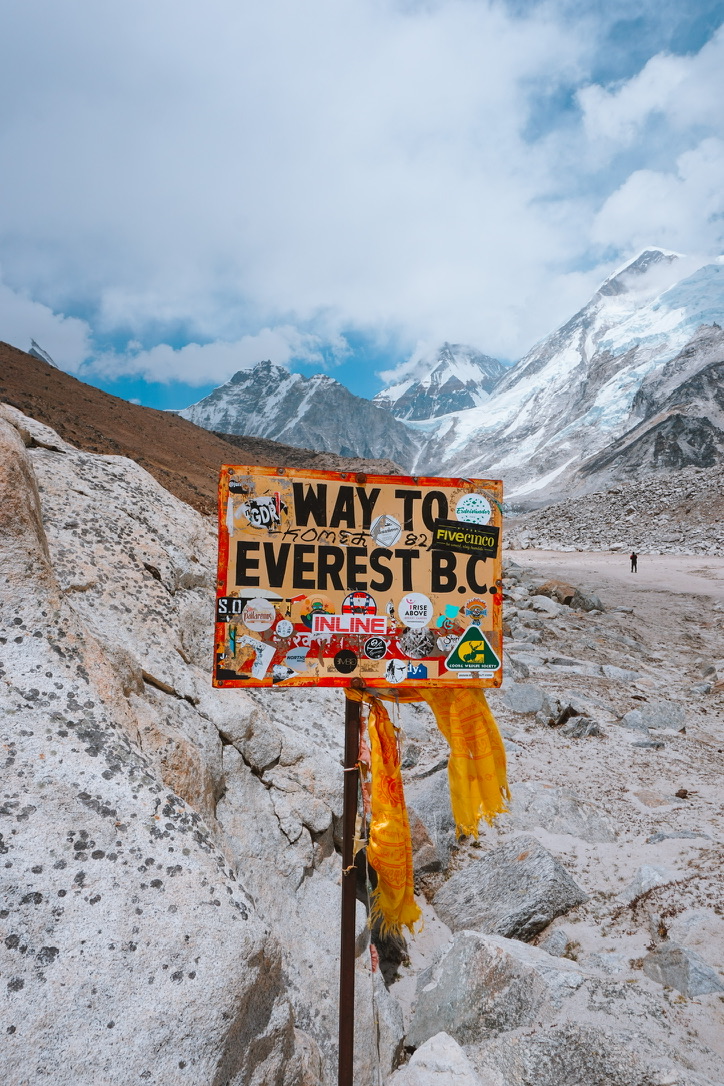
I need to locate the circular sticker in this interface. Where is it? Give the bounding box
[397,593,433,628]
[399,628,436,659]
[242,599,276,632]
[275,619,294,638]
[299,595,335,629]
[341,591,376,615]
[285,646,310,672]
[370,513,402,548]
[334,649,358,674]
[385,659,408,684]
[455,493,492,525]
[364,636,388,660]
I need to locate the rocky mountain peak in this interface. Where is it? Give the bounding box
[598,247,681,297]
[373,342,506,421]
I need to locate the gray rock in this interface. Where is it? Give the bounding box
[620,709,648,731]
[689,682,713,695]
[530,595,564,616]
[406,768,456,874]
[560,715,602,738]
[619,864,678,904]
[406,931,584,1048]
[642,942,724,996]
[433,835,588,940]
[501,782,616,843]
[469,1023,717,1086]
[632,738,665,749]
[537,929,570,957]
[638,701,686,730]
[601,664,640,681]
[501,683,551,715]
[388,1032,483,1085]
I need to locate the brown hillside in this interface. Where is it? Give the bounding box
[0,341,401,514]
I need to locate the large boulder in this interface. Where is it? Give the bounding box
[469,1023,718,1086]
[0,414,312,1085]
[406,931,584,1048]
[642,942,724,997]
[433,836,588,940]
[388,1032,483,1085]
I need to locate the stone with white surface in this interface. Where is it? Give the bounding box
[433,836,588,941]
[406,931,584,1048]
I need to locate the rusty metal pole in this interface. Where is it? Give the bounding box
[338,692,361,1086]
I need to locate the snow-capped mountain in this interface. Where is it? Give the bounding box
[414,250,724,501]
[177,250,724,501]
[373,342,505,420]
[178,360,424,466]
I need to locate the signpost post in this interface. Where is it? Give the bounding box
[214,466,503,1085]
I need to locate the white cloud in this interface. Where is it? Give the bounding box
[89,326,348,385]
[0,273,92,368]
[592,138,724,254]
[0,1,722,382]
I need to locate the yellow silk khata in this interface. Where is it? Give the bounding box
[345,686,509,936]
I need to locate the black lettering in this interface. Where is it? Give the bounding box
[300,528,318,542]
[263,542,291,587]
[355,487,381,529]
[394,548,419,591]
[318,529,337,544]
[466,556,488,593]
[292,544,316,589]
[346,547,368,590]
[330,486,356,528]
[422,490,448,531]
[395,489,422,531]
[318,546,345,591]
[292,482,327,527]
[369,548,393,592]
[431,550,457,592]
[235,542,260,586]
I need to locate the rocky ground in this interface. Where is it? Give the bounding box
[1,401,723,1085]
[506,464,724,555]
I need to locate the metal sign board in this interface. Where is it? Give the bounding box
[214,465,503,689]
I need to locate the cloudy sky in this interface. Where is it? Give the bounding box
[1,0,724,408]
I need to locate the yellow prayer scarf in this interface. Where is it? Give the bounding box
[345,685,509,936]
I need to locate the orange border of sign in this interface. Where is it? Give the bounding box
[214,465,503,689]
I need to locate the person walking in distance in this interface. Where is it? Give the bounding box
[630,551,638,573]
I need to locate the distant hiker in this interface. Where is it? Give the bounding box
[630,551,638,573]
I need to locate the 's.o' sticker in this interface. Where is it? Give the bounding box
[455,493,492,525]
[397,593,433,628]
[242,599,276,631]
[370,513,402,548]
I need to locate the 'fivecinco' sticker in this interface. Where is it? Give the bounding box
[455,493,492,525]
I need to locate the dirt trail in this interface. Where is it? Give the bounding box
[509,550,724,603]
